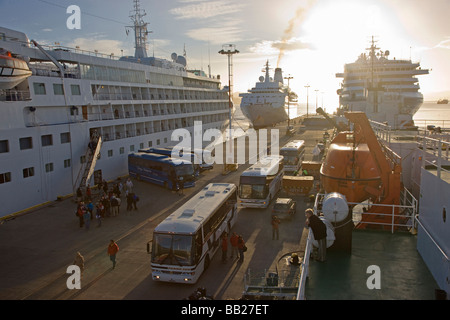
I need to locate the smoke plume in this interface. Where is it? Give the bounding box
[276,0,316,67]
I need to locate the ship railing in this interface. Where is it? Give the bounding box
[414,119,450,132]
[296,230,313,300]
[33,42,121,61]
[417,135,450,180]
[414,214,450,264]
[351,200,417,233]
[243,267,301,299]
[0,89,31,101]
[370,120,403,167]
[31,64,80,79]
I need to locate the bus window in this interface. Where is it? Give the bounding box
[152,233,193,266]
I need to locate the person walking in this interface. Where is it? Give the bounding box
[221,232,228,264]
[126,191,133,212]
[110,194,119,217]
[73,251,85,278]
[107,240,119,269]
[95,201,103,227]
[83,207,91,230]
[126,177,133,193]
[76,202,86,228]
[86,200,94,220]
[229,232,239,260]
[305,208,327,262]
[76,187,83,203]
[271,215,281,240]
[237,235,246,263]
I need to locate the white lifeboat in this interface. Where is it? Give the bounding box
[0,52,32,90]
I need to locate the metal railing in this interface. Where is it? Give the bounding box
[244,267,301,299]
[296,230,312,300]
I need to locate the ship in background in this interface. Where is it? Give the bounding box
[239,61,295,129]
[0,0,229,218]
[336,37,429,129]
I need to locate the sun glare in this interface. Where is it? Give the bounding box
[275,0,413,110]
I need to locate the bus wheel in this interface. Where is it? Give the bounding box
[204,255,210,271]
[136,174,141,181]
[164,182,168,189]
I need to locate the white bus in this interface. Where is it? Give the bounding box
[280,140,305,174]
[148,183,238,283]
[238,155,284,208]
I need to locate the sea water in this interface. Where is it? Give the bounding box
[233,101,450,131]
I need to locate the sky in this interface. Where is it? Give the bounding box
[1,0,449,111]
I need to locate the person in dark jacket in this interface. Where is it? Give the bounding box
[305,208,327,262]
[221,232,228,263]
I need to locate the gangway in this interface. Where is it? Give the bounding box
[74,131,102,194]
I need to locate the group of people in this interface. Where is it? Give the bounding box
[75,178,139,230]
[218,207,327,266]
[221,231,246,264]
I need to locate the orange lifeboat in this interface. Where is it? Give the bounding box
[320,131,381,204]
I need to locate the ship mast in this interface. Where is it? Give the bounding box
[367,36,380,113]
[127,0,150,59]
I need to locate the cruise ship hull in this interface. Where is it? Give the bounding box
[336,38,428,130]
[341,92,424,129]
[0,23,229,218]
[241,103,288,129]
[239,62,291,129]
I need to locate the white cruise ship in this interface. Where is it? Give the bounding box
[336,37,429,129]
[239,61,293,129]
[0,2,229,218]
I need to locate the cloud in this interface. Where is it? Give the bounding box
[185,18,244,44]
[42,28,53,32]
[169,0,246,20]
[67,37,133,56]
[250,38,313,55]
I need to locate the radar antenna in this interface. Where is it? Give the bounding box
[126,0,152,58]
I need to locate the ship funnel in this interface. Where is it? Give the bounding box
[274,68,283,84]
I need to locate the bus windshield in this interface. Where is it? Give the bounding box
[282,155,298,165]
[152,233,193,266]
[175,164,194,177]
[239,184,267,199]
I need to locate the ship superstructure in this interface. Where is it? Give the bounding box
[0,1,229,217]
[239,61,291,129]
[336,37,429,129]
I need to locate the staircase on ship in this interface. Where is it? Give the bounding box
[74,130,103,197]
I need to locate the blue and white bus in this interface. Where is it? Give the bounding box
[280,140,305,174]
[139,147,201,176]
[238,155,284,208]
[149,183,238,283]
[128,152,195,190]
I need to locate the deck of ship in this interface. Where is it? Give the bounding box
[304,229,439,300]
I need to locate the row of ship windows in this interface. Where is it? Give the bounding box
[32,82,226,102]
[0,133,71,152]
[33,82,81,96]
[0,132,172,153]
[0,140,171,185]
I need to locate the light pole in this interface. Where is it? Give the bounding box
[219,44,239,173]
[315,89,319,113]
[284,74,293,131]
[304,84,310,118]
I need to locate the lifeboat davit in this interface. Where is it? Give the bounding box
[320,131,381,204]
